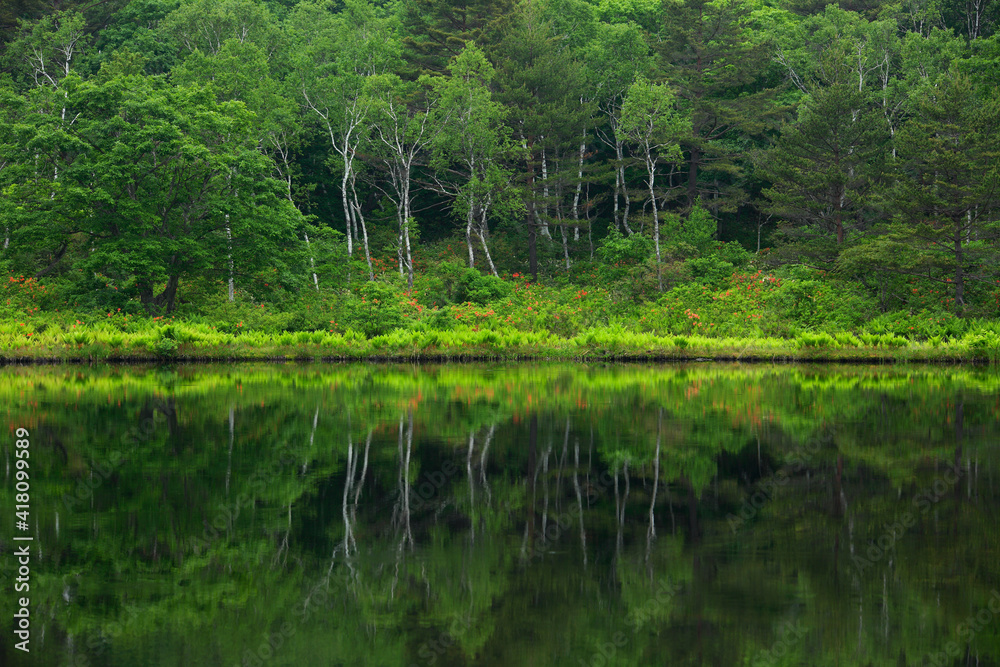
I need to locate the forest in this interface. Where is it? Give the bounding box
[1,0,1000,360]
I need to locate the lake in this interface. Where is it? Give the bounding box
[2,363,999,666]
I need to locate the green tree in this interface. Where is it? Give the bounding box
[159,0,280,57]
[762,82,889,248]
[491,0,590,277]
[398,0,515,75]
[431,43,518,276]
[585,20,653,235]
[288,0,398,280]
[58,72,300,313]
[0,11,90,276]
[889,73,1000,311]
[659,0,780,217]
[618,76,688,290]
[369,74,442,288]
[3,9,88,90]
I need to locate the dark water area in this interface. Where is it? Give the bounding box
[2,363,999,667]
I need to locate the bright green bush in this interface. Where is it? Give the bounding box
[596,228,653,282]
[686,256,735,286]
[346,281,409,338]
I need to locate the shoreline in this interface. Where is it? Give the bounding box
[0,343,992,365]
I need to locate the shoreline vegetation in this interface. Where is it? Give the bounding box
[5,262,1000,365]
[2,322,998,364]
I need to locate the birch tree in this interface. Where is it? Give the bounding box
[431,44,517,277]
[2,10,88,270]
[618,77,688,291]
[370,74,442,288]
[290,0,397,281]
[585,21,652,235]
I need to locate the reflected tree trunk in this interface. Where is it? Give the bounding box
[304,406,318,476]
[615,460,630,560]
[480,424,495,506]
[467,429,476,543]
[341,434,359,575]
[557,417,570,514]
[647,409,662,564]
[392,413,413,597]
[521,414,538,560]
[395,413,414,550]
[573,439,587,568]
[226,405,234,496]
[541,439,552,541]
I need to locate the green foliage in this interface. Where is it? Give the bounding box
[347,280,408,338]
[596,227,653,280]
[665,205,716,255]
[865,309,967,339]
[713,241,753,267]
[686,255,735,286]
[3,0,1000,360]
[458,268,513,305]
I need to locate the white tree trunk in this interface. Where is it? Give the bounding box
[304,232,319,291]
[478,207,498,277]
[226,216,234,302]
[573,134,586,242]
[341,166,354,258]
[539,145,551,238]
[466,205,476,268]
[647,154,662,291]
[616,142,632,234]
[349,174,374,280]
[561,222,571,271]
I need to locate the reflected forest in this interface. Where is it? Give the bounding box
[2,364,1000,666]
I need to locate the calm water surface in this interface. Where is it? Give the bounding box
[2,363,1000,666]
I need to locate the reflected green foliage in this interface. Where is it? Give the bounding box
[1,363,1000,665]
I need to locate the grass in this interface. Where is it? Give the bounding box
[0,319,995,363]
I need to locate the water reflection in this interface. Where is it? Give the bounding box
[2,363,999,666]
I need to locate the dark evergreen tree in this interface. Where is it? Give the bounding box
[762,82,889,248]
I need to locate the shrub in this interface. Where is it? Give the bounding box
[460,270,512,305]
[663,205,715,255]
[346,281,408,338]
[596,228,653,282]
[713,241,752,268]
[686,256,735,287]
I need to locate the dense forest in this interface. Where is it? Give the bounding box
[1,0,999,358]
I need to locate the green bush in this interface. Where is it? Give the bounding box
[866,310,967,340]
[796,332,836,348]
[346,281,408,338]
[663,205,715,255]
[713,241,753,268]
[596,228,654,282]
[460,269,512,305]
[686,256,735,286]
